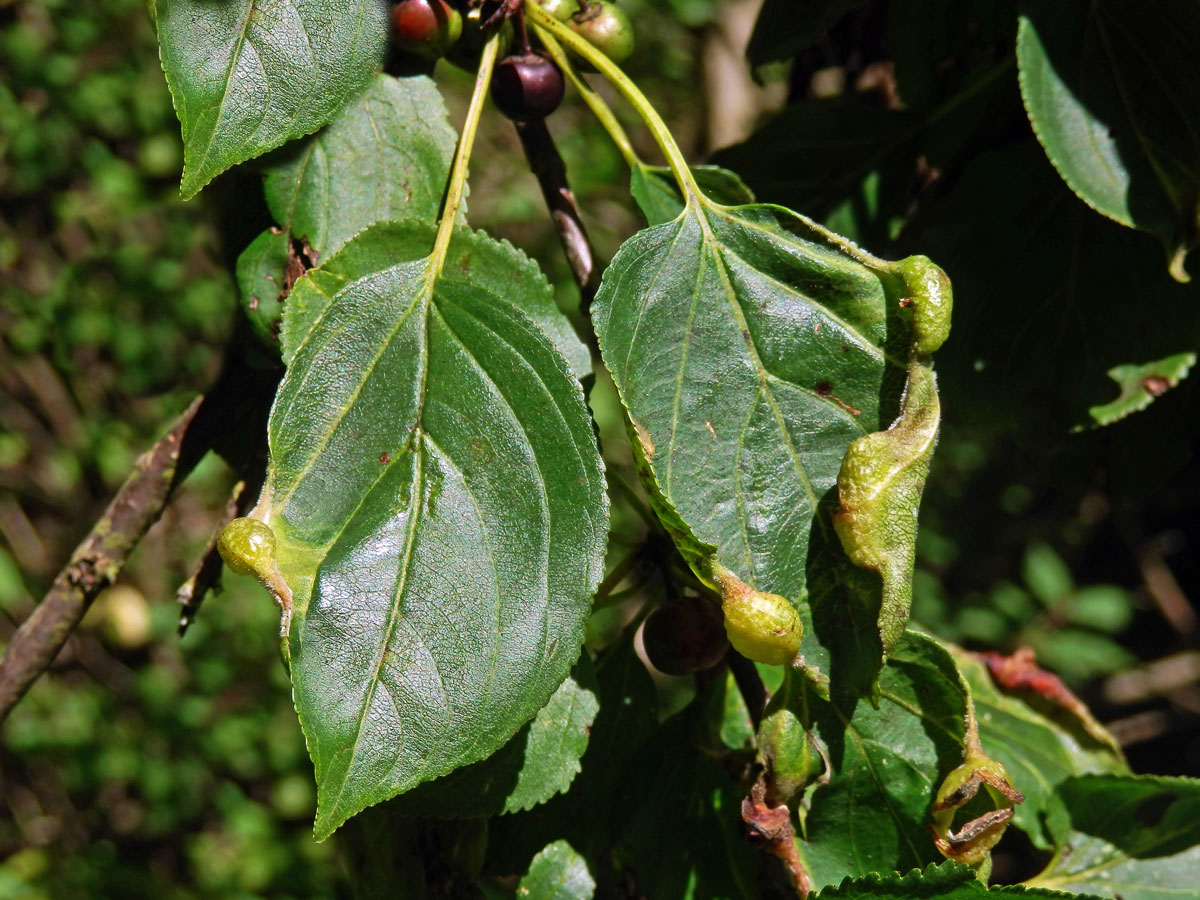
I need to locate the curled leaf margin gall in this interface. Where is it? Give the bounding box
[833,254,952,658]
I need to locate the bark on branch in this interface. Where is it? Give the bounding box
[0,342,280,724]
[0,398,204,722]
[514,117,601,312]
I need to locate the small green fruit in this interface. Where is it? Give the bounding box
[537,0,577,22]
[569,0,634,64]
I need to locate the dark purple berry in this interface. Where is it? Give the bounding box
[491,51,565,122]
[641,596,729,676]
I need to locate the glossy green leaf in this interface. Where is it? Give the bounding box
[813,860,1101,899]
[956,653,1126,851]
[261,223,607,839]
[593,198,946,685]
[236,227,290,345]
[263,74,458,260]
[518,840,595,900]
[1017,3,1200,282]
[280,221,590,381]
[1028,775,1200,899]
[629,163,755,227]
[1084,353,1196,429]
[236,75,458,350]
[381,659,600,818]
[794,633,971,889]
[155,0,388,198]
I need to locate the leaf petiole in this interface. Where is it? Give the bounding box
[428,32,503,276]
[525,2,700,205]
[535,28,640,169]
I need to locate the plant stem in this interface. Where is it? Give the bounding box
[0,399,204,722]
[429,33,502,276]
[536,29,639,169]
[526,2,699,202]
[514,117,600,304]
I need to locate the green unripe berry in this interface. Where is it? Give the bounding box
[537,0,576,22]
[569,0,634,64]
[218,517,278,579]
[714,565,802,666]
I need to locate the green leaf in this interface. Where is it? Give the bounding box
[593,199,946,684]
[1084,353,1196,429]
[813,860,1101,898]
[956,653,1126,851]
[262,74,458,260]
[263,223,608,839]
[484,639,660,869]
[280,221,590,381]
[235,227,290,345]
[155,0,388,198]
[518,840,596,900]
[1022,544,1073,607]
[1066,586,1133,634]
[380,658,600,818]
[629,163,755,227]
[796,633,971,889]
[1028,775,1200,899]
[1017,3,1200,282]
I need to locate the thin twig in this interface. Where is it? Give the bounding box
[0,337,280,722]
[741,778,811,898]
[727,650,768,731]
[513,117,601,320]
[0,398,205,723]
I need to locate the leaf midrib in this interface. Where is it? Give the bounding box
[322,437,428,823]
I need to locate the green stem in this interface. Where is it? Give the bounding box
[536,29,639,169]
[429,33,502,276]
[526,2,699,203]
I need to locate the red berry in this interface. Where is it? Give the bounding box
[491,52,565,122]
[391,0,462,58]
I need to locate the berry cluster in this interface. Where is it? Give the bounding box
[389,0,634,121]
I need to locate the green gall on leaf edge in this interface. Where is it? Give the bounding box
[714,564,802,666]
[833,254,951,659]
[217,516,293,635]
